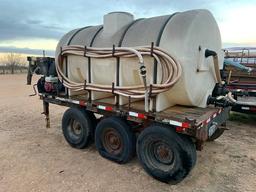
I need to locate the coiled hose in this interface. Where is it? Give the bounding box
[56,45,182,99]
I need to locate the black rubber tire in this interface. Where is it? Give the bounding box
[136,124,197,184]
[207,128,225,141]
[95,117,136,164]
[178,135,197,177]
[62,108,95,149]
[83,108,97,140]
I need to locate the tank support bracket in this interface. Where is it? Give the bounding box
[84,46,87,57]
[84,80,87,90]
[150,42,154,57]
[112,44,116,57]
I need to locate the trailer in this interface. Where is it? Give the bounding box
[27,55,232,184]
[225,83,256,114]
[223,47,256,114]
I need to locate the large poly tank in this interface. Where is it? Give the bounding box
[56,9,223,112]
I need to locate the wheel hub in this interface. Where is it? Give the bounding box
[72,120,82,135]
[154,143,173,164]
[103,128,123,154]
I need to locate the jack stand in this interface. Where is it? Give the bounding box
[42,100,50,128]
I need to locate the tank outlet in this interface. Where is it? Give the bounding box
[197,47,210,72]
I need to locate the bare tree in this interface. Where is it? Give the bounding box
[1,53,27,74]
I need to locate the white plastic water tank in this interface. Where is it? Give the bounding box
[56,9,223,112]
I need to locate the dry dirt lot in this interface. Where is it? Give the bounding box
[0,74,256,192]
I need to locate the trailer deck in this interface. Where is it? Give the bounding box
[41,93,230,145]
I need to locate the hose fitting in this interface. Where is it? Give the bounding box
[139,65,147,77]
[205,49,217,58]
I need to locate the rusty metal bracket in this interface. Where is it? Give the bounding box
[128,96,131,111]
[150,42,154,57]
[84,46,87,57]
[111,82,115,94]
[29,84,38,97]
[112,44,116,57]
[42,101,50,128]
[84,80,87,90]
[196,140,204,151]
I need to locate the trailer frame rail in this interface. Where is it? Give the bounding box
[40,93,230,148]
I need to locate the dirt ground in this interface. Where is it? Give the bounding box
[0,74,255,192]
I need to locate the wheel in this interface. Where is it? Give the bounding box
[207,128,225,141]
[136,124,197,184]
[95,117,136,164]
[179,135,197,177]
[62,108,95,149]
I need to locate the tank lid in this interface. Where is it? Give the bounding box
[103,12,134,35]
[106,11,134,17]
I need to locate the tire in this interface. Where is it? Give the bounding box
[84,109,97,139]
[136,124,196,184]
[207,128,225,141]
[95,117,136,164]
[179,135,197,176]
[62,108,95,149]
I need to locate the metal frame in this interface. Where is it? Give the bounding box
[232,104,256,114]
[41,93,230,150]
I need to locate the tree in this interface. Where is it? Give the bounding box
[1,53,26,74]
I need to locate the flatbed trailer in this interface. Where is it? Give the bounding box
[28,56,231,184]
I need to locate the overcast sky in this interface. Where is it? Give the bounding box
[0,0,255,56]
